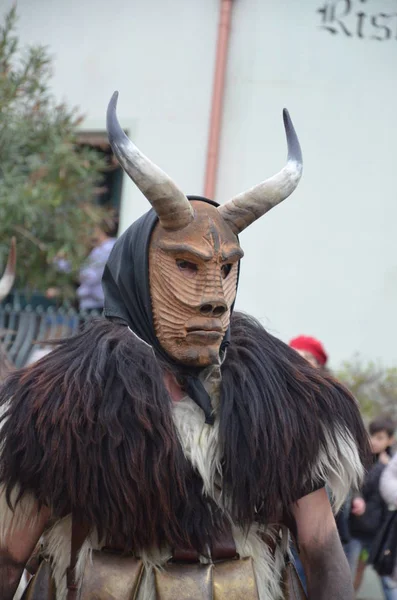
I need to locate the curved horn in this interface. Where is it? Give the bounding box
[106,91,194,231]
[218,109,303,234]
[0,237,16,302]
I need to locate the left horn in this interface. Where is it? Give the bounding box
[0,237,16,302]
[107,91,194,231]
[218,109,303,234]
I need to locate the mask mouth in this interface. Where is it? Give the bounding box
[186,320,224,343]
[186,332,224,345]
[186,319,224,334]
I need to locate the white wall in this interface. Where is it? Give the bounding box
[218,0,397,367]
[6,0,397,366]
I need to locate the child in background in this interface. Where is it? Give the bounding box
[347,415,396,600]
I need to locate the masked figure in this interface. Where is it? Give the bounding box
[0,95,368,600]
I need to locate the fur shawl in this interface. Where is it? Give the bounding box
[0,312,369,553]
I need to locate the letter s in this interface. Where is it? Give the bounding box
[371,13,392,41]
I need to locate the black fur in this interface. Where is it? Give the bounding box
[0,313,369,551]
[220,312,370,526]
[0,319,221,551]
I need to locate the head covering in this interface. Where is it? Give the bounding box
[289,335,328,366]
[102,197,240,424]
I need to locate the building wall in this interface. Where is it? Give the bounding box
[6,0,397,365]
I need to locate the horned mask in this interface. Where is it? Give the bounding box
[106,92,302,367]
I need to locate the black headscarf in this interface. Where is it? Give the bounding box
[102,197,240,424]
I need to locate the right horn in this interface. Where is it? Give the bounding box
[106,91,194,231]
[0,237,16,302]
[218,109,303,234]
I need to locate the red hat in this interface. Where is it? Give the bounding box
[289,335,328,366]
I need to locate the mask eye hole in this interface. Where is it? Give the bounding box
[176,259,198,277]
[221,264,232,279]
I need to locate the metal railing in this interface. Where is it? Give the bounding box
[0,303,102,368]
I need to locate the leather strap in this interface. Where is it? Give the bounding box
[25,543,42,576]
[66,516,90,600]
[172,547,201,562]
[173,522,238,562]
[211,526,238,560]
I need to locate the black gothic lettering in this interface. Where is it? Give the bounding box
[356,11,367,37]
[371,13,392,41]
[316,0,397,41]
[332,0,354,36]
[317,3,339,34]
[317,0,353,36]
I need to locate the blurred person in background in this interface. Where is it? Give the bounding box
[76,215,117,312]
[347,416,396,599]
[0,239,16,379]
[380,446,397,506]
[46,214,118,312]
[289,335,328,370]
[377,442,397,596]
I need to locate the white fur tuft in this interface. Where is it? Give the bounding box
[314,426,363,512]
[173,397,222,498]
[232,524,287,600]
[0,485,39,546]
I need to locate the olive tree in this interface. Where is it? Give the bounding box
[0,7,107,299]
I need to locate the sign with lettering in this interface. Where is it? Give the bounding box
[317,0,397,40]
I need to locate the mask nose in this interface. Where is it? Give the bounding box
[199,302,228,318]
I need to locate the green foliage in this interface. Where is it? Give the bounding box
[0,7,106,298]
[336,356,397,422]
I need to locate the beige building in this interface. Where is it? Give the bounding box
[6,0,397,365]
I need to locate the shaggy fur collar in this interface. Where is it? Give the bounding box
[0,312,368,585]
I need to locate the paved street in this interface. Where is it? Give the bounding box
[358,567,383,600]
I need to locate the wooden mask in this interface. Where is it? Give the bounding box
[107,92,303,365]
[149,201,242,366]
